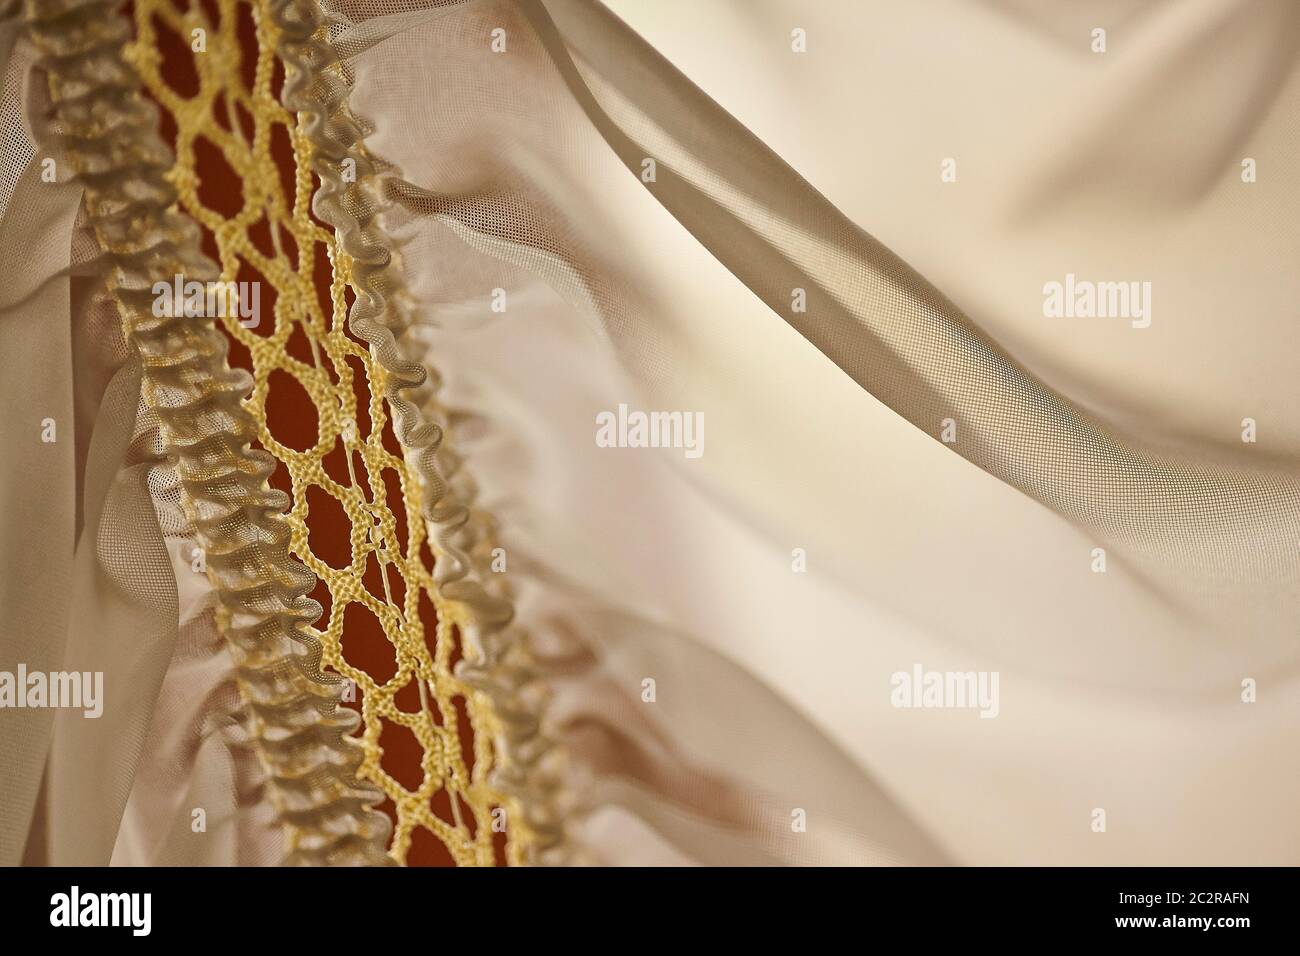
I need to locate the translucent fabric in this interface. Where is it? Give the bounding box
[316,0,1300,864]
[0,17,278,864]
[2,0,1298,866]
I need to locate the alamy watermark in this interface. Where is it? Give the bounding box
[890,664,1000,718]
[0,665,103,718]
[50,886,150,936]
[595,403,704,459]
[152,274,260,328]
[1042,273,1151,329]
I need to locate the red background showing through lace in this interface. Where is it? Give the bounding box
[132,0,506,866]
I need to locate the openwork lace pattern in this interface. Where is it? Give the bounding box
[27,0,532,865]
[272,0,569,862]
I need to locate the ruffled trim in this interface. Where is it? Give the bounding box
[24,0,392,866]
[271,0,572,862]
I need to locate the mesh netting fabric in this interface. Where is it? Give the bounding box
[24,0,531,865]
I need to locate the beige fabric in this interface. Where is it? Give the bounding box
[2,0,1297,866]
[0,21,278,866]
[0,28,182,863]
[328,0,1300,864]
[0,23,81,861]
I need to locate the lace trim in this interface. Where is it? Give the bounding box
[24,0,392,866]
[271,0,572,862]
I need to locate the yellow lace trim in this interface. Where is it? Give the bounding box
[28,0,532,865]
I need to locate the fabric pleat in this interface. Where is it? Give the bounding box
[310,0,1300,864]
